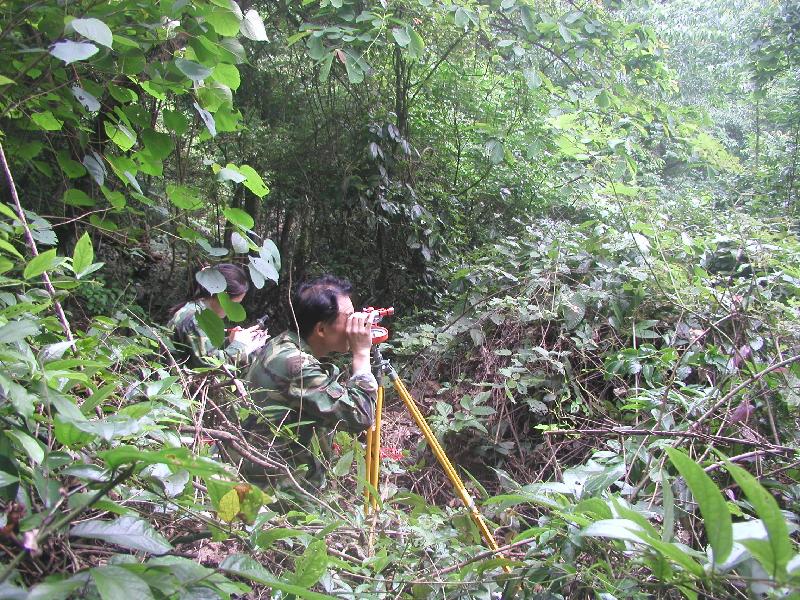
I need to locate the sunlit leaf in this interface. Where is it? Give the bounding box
[241,9,268,41]
[69,18,113,48]
[50,40,99,64]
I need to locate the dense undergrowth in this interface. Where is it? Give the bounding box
[1,178,799,599]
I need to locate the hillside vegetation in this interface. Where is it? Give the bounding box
[0,0,799,598]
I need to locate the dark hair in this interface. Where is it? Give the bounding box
[170,263,249,315]
[292,275,353,338]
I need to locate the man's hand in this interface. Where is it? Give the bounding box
[346,311,373,354]
[346,311,376,375]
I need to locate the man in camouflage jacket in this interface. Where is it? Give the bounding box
[244,275,377,488]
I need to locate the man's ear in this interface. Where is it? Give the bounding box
[310,320,327,340]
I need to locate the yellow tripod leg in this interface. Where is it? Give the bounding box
[370,385,384,510]
[391,374,510,573]
[364,427,374,512]
[364,385,384,514]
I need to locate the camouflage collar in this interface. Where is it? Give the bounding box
[281,330,314,355]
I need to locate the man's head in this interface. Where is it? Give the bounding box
[292,275,354,355]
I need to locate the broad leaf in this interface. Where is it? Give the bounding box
[64,189,95,207]
[666,448,732,566]
[71,517,172,555]
[69,18,113,48]
[231,231,250,253]
[24,249,60,279]
[218,292,246,322]
[72,233,94,276]
[175,58,212,81]
[98,446,227,476]
[726,462,793,579]
[223,207,254,229]
[290,539,328,588]
[82,152,106,186]
[31,112,63,131]
[0,319,40,343]
[91,566,153,600]
[193,102,217,137]
[250,256,278,284]
[50,40,99,64]
[6,430,44,464]
[220,555,338,600]
[71,86,101,112]
[196,308,226,347]
[239,165,270,198]
[218,488,240,522]
[392,27,411,47]
[241,9,269,41]
[166,183,203,210]
[196,267,228,294]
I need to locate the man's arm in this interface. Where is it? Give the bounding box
[290,361,378,433]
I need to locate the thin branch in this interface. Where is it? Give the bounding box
[0,141,74,342]
[409,31,470,104]
[544,428,794,454]
[689,353,800,433]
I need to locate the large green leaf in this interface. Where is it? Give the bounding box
[212,63,241,90]
[197,308,226,347]
[0,319,40,343]
[24,249,61,278]
[69,18,113,48]
[71,517,172,555]
[218,292,246,322]
[408,27,425,60]
[218,488,240,522]
[241,9,268,41]
[50,40,99,64]
[392,27,411,47]
[166,183,203,210]
[222,206,255,229]
[238,165,270,198]
[141,129,174,160]
[726,462,793,579]
[220,554,338,599]
[91,566,154,600]
[6,429,44,464]
[289,539,329,588]
[72,233,94,276]
[98,446,228,476]
[666,448,732,566]
[175,58,212,81]
[250,256,278,284]
[196,267,228,294]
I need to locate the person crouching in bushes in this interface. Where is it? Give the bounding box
[168,263,267,368]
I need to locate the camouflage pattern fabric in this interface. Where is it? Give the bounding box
[167,301,246,368]
[244,331,378,487]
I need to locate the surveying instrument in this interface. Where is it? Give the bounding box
[362,307,511,573]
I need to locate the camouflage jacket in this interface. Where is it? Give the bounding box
[168,301,247,368]
[244,331,377,485]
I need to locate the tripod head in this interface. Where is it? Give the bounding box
[364,306,394,344]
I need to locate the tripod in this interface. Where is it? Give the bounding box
[364,343,510,572]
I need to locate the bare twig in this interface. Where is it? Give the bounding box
[544,428,794,454]
[0,141,74,342]
[689,353,800,433]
